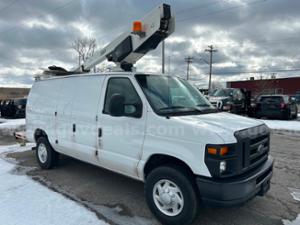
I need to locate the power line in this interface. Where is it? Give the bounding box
[206,36,300,48]
[177,0,268,23]
[175,0,221,15]
[213,68,300,75]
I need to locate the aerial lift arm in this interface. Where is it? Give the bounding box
[74,3,175,72]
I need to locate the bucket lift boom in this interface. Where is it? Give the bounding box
[74,3,174,72]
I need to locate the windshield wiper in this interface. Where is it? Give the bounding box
[158,106,187,111]
[196,104,211,107]
[158,106,203,113]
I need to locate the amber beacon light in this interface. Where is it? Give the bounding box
[132,21,145,37]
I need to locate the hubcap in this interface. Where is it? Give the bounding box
[38,143,48,163]
[153,179,184,217]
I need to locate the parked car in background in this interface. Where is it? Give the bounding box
[13,98,27,118]
[253,95,298,120]
[0,98,27,118]
[208,88,246,113]
[295,91,300,103]
[0,100,15,117]
[0,100,4,115]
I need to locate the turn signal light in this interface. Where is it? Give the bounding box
[207,146,229,156]
[207,147,217,155]
[220,146,229,156]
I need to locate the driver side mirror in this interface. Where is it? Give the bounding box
[109,94,142,118]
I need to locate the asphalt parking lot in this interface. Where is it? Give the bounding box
[1,130,300,225]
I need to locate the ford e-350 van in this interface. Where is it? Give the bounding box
[26,72,273,225]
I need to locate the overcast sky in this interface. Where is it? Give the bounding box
[0,0,299,87]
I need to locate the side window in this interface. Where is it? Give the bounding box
[103,77,142,114]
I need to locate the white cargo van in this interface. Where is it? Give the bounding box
[26,72,273,225]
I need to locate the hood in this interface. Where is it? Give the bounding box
[171,112,264,143]
[209,96,230,102]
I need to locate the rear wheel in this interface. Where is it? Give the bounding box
[283,109,291,120]
[145,166,199,225]
[292,108,298,120]
[36,137,59,169]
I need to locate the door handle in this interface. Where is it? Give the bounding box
[73,124,76,132]
[98,128,102,137]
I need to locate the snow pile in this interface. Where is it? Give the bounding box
[0,119,25,135]
[0,145,109,225]
[0,144,35,155]
[290,189,300,202]
[283,215,300,225]
[260,119,300,131]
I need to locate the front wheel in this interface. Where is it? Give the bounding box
[36,137,59,169]
[145,166,199,225]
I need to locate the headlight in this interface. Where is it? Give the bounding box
[205,144,237,178]
[220,161,227,173]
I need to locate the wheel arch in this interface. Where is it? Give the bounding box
[143,154,196,180]
[34,129,48,143]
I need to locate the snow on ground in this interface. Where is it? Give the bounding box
[283,215,300,225]
[290,188,300,202]
[259,119,300,131]
[0,118,25,135]
[0,145,109,225]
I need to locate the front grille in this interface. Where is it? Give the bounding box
[235,125,270,175]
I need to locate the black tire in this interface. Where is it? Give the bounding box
[283,109,291,120]
[292,108,298,120]
[145,166,199,225]
[36,137,59,169]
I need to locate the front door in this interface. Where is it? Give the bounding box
[98,76,146,179]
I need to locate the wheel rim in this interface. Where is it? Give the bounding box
[38,143,48,163]
[153,179,184,217]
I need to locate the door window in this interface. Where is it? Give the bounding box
[103,78,142,115]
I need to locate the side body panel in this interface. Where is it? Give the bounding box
[137,112,223,180]
[54,76,104,165]
[97,75,147,179]
[71,76,105,164]
[26,79,62,144]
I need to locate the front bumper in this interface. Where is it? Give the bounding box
[196,156,274,207]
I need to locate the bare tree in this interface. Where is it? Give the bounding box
[72,37,97,67]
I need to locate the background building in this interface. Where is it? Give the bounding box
[227,76,300,97]
[0,87,30,100]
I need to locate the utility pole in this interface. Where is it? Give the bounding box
[185,56,193,80]
[205,45,217,91]
[162,40,165,74]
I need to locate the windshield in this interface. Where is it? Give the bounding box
[259,96,284,104]
[211,89,233,97]
[135,74,215,116]
[14,99,27,105]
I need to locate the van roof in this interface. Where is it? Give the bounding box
[37,72,166,82]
